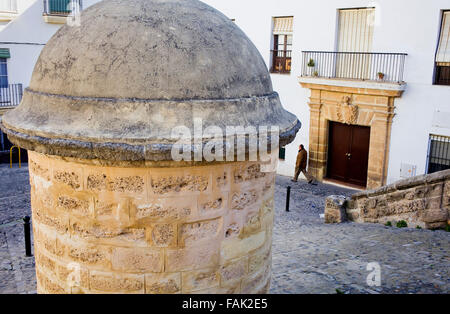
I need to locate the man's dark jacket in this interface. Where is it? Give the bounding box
[296,149,307,169]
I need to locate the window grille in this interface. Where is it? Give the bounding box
[426,134,450,174]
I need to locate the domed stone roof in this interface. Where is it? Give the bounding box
[1,0,300,162]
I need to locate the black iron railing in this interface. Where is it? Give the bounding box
[43,0,82,15]
[0,83,23,107]
[0,0,17,12]
[270,50,292,74]
[301,51,407,83]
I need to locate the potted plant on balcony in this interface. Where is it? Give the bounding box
[377,72,385,80]
[307,58,315,76]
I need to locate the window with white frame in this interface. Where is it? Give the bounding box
[0,58,8,88]
[44,0,82,15]
[336,8,375,79]
[337,8,375,52]
[270,16,293,74]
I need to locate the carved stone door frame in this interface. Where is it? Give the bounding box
[300,79,405,189]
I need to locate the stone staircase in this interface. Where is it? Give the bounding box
[325,169,450,229]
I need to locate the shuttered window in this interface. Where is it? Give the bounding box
[435,11,450,85]
[273,17,293,35]
[271,17,293,74]
[0,48,10,59]
[0,58,8,88]
[49,0,72,14]
[436,11,450,64]
[336,8,375,79]
[45,0,82,15]
[338,8,375,52]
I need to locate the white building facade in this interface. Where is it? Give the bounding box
[204,0,450,189]
[0,0,99,156]
[0,0,449,189]
[0,0,99,87]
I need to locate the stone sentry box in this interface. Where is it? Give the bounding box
[0,0,300,293]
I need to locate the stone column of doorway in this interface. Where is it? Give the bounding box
[307,91,327,181]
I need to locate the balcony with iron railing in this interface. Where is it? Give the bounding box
[0,0,18,21]
[270,50,292,74]
[300,51,407,84]
[43,0,82,23]
[0,83,23,107]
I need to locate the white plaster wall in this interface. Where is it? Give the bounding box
[0,0,100,86]
[0,0,34,31]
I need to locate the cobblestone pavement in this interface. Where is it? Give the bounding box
[0,164,448,294]
[0,164,35,294]
[271,175,449,294]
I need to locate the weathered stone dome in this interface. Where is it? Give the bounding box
[1,0,300,161]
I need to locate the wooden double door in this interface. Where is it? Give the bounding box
[327,121,371,187]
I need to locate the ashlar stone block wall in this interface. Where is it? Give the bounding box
[325,169,450,229]
[29,151,275,294]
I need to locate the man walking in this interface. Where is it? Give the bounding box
[292,144,315,184]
